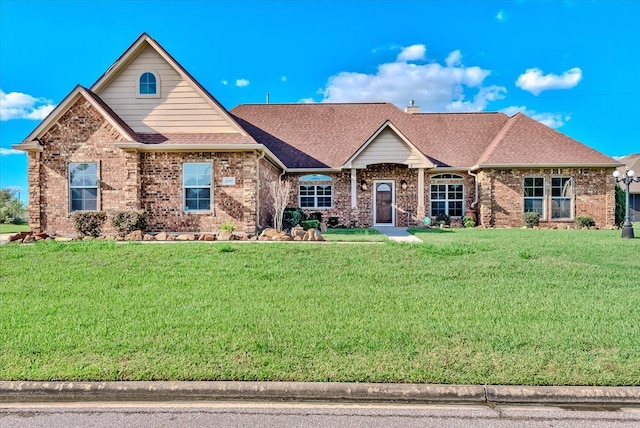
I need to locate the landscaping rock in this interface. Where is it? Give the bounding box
[199,234,215,241]
[216,230,235,241]
[291,226,305,239]
[143,234,156,241]
[82,236,94,241]
[55,236,73,242]
[176,234,195,241]
[303,228,324,241]
[8,232,29,243]
[272,234,292,241]
[155,232,168,241]
[104,234,117,241]
[167,235,176,241]
[22,235,35,244]
[125,230,143,241]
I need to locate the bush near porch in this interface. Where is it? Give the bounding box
[0,228,638,385]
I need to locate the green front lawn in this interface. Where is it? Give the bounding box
[0,223,29,234]
[1,229,638,385]
[322,227,386,242]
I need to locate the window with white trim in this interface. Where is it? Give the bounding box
[69,162,98,211]
[551,177,573,219]
[299,174,332,209]
[138,71,158,96]
[430,174,464,217]
[524,177,544,217]
[183,163,212,211]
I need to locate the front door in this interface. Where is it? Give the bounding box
[374,181,395,226]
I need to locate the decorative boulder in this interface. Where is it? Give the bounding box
[303,228,324,242]
[216,230,235,241]
[155,232,168,241]
[291,226,305,239]
[143,234,156,241]
[125,230,143,241]
[176,234,196,241]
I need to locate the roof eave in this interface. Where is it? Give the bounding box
[471,162,623,171]
[114,142,286,170]
[12,141,43,152]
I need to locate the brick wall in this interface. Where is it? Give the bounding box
[140,151,259,232]
[32,98,129,235]
[478,167,615,228]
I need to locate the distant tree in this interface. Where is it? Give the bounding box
[615,184,626,227]
[0,188,26,224]
[268,179,292,231]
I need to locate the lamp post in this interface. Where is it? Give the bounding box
[613,169,640,239]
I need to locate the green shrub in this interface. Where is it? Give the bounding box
[522,211,540,228]
[301,219,320,230]
[71,211,107,237]
[435,213,451,225]
[110,211,146,236]
[327,216,340,228]
[220,220,236,232]
[308,212,323,223]
[576,216,595,228]
[283,208,306,230]
[462,215,476,228]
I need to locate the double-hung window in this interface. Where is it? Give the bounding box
[523,177,544,217]
[430,174,464,217]
[299,174,332,209]
[183,163,212,211]
[69,162,98,211]
[551,177,573,219]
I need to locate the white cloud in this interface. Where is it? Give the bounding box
[397,44,426,62]
[298,97,316,104]
[0,147,23,156]
[496,10,507,22]
[502,105,571,129]
[281,75,287,82]
[0,90,56,121]
[320,46,506,112]
[235,79,250,87]
[221,80,228,86]
[515,67,583,95]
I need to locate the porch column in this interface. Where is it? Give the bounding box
[351,168,357,208]
[417,167,425,219]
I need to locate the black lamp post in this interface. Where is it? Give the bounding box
[613,168,640,239]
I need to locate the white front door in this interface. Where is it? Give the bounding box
[373,180,395,226]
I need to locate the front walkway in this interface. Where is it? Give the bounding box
[373,227,422,243]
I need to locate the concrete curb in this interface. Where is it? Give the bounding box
[1,381,639,405]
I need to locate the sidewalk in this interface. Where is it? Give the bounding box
[374,227,422,243]
[1,381,639,406]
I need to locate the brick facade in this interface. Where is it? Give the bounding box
[30,98,129,235]
[477,168,615,228]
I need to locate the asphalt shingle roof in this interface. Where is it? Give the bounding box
[230,103,619,170]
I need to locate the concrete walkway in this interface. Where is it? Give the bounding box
[1,381,639,406]
[374,227,422,243]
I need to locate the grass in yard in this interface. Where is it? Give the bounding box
[1,229,638,385]
[0,223,29,234]
[322,227,386,242]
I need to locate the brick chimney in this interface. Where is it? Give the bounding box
[405,99,420,114]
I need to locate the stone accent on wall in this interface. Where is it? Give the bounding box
[27,151,42,232]
[258,157,281,229]
[477,167,615,228]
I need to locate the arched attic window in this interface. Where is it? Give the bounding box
[138,71,159,97]
[431,173,464,179]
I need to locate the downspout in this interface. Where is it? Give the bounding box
[256,150,266,229]
[468,169,479,224]
[468,169,479,209]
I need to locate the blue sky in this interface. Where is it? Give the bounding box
[1,0,639,203]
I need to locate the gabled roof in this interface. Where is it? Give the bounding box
[90,33,252,138]
[472,113,620,169]
[342,120,434,169]
[232,103,618,171]
[14,85,138,149]
[617,154,640,193]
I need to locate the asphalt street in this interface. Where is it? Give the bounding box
[2,401,640,428]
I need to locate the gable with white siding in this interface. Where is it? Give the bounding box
[95,44,240,134]
[345,123,433,169]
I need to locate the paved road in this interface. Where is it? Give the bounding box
[2,401,639,427]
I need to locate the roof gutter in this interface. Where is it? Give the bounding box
[114,142,287,171]
[470,162,623,171]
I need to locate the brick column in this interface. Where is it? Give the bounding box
[123,151,141,210]
[27,151,42,232]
